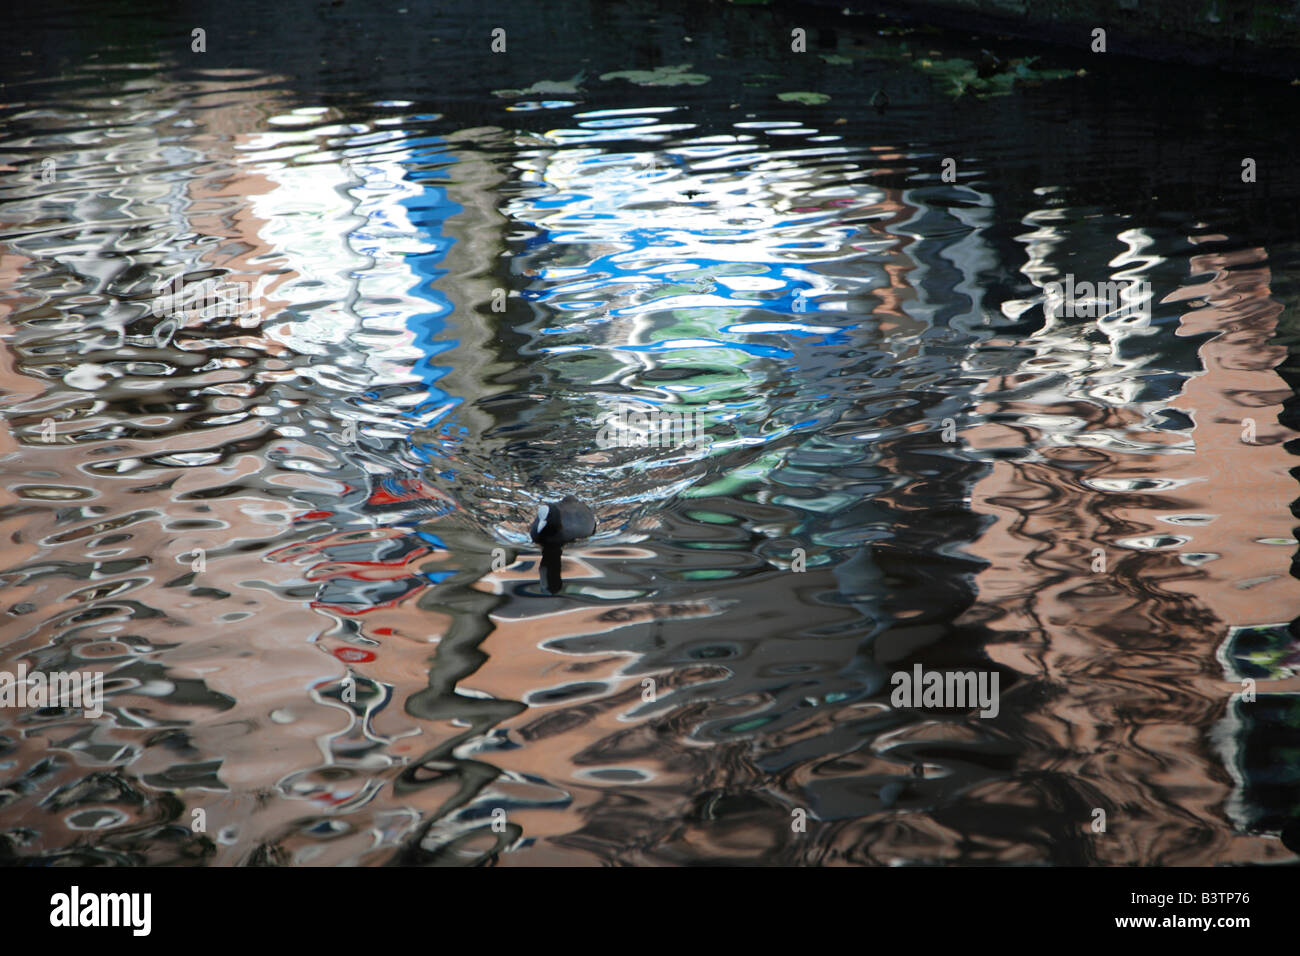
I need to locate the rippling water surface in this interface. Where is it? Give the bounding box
[3,0,1300,865]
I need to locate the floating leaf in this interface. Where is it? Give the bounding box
[915,54,1077,98]
[493,71,586,98]
[777,91,831,105]
[917,57,978,96]
[601,64,711,87]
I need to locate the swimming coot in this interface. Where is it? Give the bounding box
[530,495,596,593]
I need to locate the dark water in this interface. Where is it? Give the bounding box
[2,0,1300,865]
